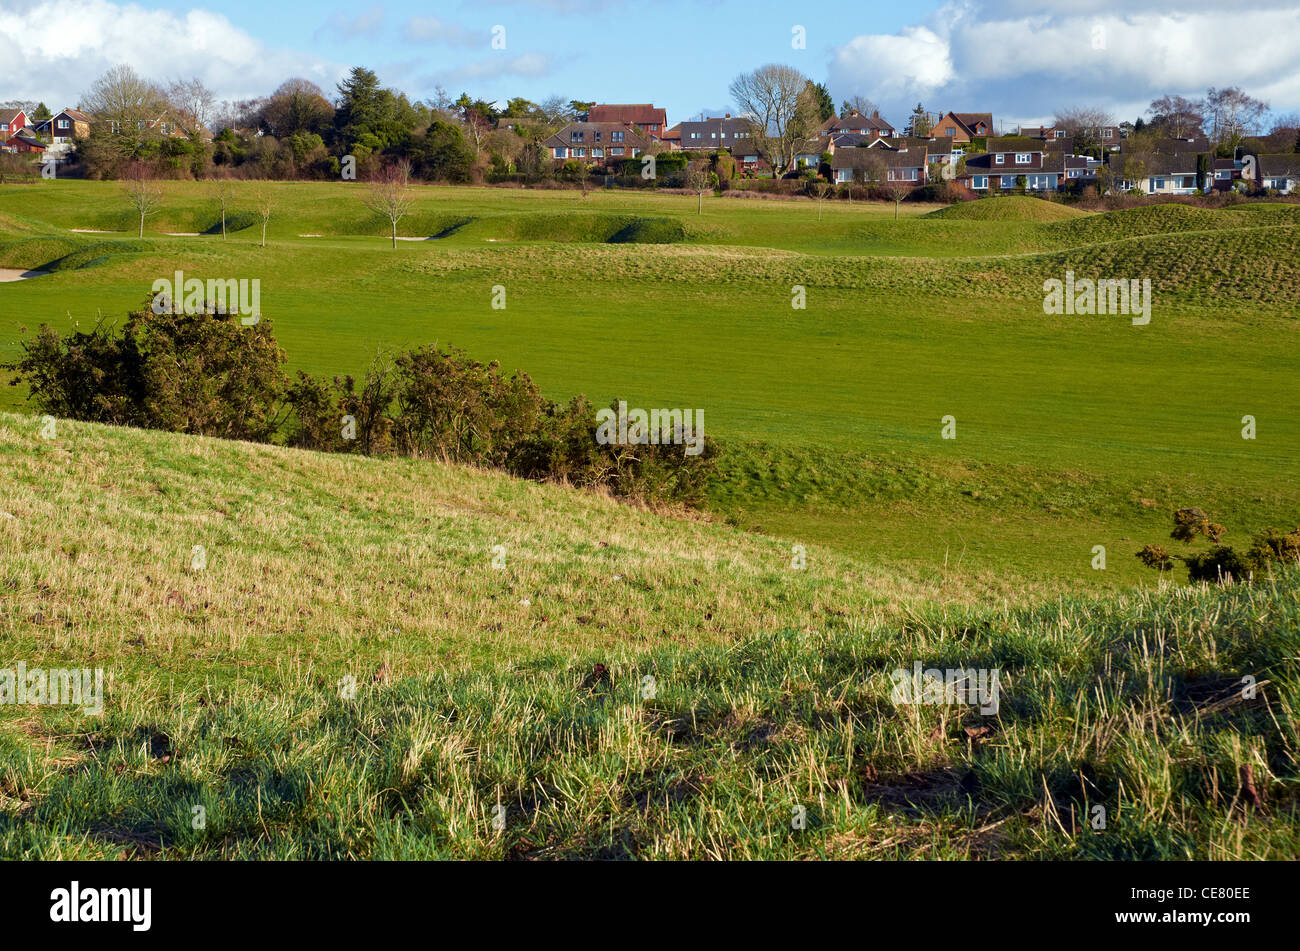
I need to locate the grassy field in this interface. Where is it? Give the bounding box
[1,181,1297,587]
[0,181,1297,859]
[1,414,1295,859]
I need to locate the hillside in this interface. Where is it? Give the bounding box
[1,414,1296,858]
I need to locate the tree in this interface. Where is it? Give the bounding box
[122,163,163,237]
[810,179,832,220]
[884,183,908,220]
[906,103,935,137]
[728,64,820,178]
[1205,87,1269,146]
[363,161,416,247]
[209,178,237,238]
[1053,106,1114,157]
[807,81,834,122]
[685,159,715,215]
[260,79,333,138]
[253,187,274,247]
[840,96,880,119]
[166,77,217,137]
[31,102,51,122]
[1147,94,1205,138]
[81,65,166,126]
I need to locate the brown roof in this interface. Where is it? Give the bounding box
[587,104,666,128]
[952,112,993,134]
[542,121,653,152]
[59,108,92,122]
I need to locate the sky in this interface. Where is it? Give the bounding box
[1,0,1298,131]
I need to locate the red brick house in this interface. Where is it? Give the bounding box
[931,111,993,143]
[543,122,653,164]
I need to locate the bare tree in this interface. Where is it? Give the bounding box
[685,159,714,215]
[363,161,415,248]
[840,95,880,119]
[209,177,236,238]
[811,179,832,220]
[884,183,908,220]
[1053,106,1115,155]
[81,64,165,126]
[1147,95,1205,138]
[122,163,163,237]
[1205,87,1269,145]
[253,186,274,248]
[166,77,217,136]
[728,64,820,178]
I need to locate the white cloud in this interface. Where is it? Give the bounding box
[0,0,345,107]
[404,15,483,48]
[318,4,385,41]
[436,52,554,83]
[829,3,1300,129]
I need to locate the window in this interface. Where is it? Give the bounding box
[594,130,601,142]
[710,132,716,139]
[610,147,624,156]
[1000,175,1016,187]
[972,175,987,188]
[574,148,586,157]
[944,127,955,136]
[612,131,624,142]
[553,147,566,158]
[592,148,603,157]
[1152,177,1165,189]
[995,153,1005,165]
[1215,170,1230,180]
[0,123,7,131]
[1015,153,1031,164]
[1102,128,1113,138]
[570,130,583,142]
[1054,130,1065,138]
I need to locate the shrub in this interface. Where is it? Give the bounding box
[8,297,286,441]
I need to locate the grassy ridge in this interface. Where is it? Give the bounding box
[0,414,1295,858]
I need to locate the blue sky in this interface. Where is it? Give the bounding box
[2,0,1298,131]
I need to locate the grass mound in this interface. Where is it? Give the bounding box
[926,196,1088,222]
[0,235,152,272]
[0,414,1296,858]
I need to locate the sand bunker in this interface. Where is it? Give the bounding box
[0,269,50,282]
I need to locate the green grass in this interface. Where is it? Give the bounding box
[1,179,1298,589]
[1,414,1295,859]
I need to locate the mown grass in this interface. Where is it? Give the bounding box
[1,181,1297,587]
[1,413,1296,859]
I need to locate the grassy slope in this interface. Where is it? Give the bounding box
[1,414,1296,859]
[1,182,1298,587]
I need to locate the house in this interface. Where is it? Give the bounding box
[50,108,91,145]
[543,121,652,163]
[830,146,927,185]
[793,135,832,170]
[587,104,667,138]
[1117,136,1210,155]
[4,130,46,154]
[0,108,29,144]
[660,124,681,149]
[931,111,993,143]
[678,116,753,150]
[1107,151,1198,194]
[1252,153,1300,194]
[960,139,1061,191]
[1211,157,1238,191]
[819,110,895,138]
